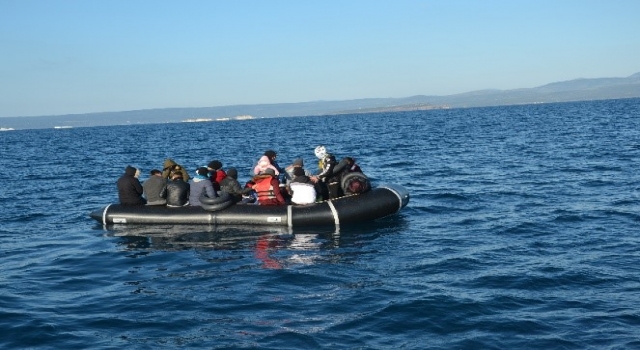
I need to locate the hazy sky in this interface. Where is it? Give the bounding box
[1,0,639,118]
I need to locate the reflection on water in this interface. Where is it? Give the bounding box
[97,215,407,268]
[106,224,288,250]
[100,224,343,268]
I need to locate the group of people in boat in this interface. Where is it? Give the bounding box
[116,145,371,208]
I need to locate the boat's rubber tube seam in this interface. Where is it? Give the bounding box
[102,204,111,226]
[327,200,340,226]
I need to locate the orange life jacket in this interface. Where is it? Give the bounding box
[252,176,276,203]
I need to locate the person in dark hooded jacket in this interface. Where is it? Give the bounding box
[117,166,146,205]
[220,167,252,202]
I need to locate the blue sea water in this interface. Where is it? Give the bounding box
[1,98,640,349]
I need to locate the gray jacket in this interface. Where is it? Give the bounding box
[188,178,216,206]
[143,175,167,204]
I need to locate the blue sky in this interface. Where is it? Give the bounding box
[1,0,639,118]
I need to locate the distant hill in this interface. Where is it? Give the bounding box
[397,72,640,109]
[1,72,639,130]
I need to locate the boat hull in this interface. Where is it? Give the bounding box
[90,184,409,227]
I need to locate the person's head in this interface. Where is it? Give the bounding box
[171,172,183,180]
[263,168,276,177]
[150,169,162,176]
[314,146,327,159]
[264,150,277,161]
[196,167,209,177]
[163,158,178,170]
[227,168,238,180]
[292,158,304,167]
[208,160,222,170]
[293,167,305,177]
[125,165,138,176]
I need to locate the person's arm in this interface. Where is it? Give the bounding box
[272,178,286,204]
[229,180,244,195]
[317,156,336,180]
[332,158,350,174]
[205,181,217,198]
[134,179,144,195]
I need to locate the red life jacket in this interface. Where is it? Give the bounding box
[214,169,227,183]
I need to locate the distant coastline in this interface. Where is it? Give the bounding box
[1,72,638,130]
[182,115,255,123]
[333,103,450,115]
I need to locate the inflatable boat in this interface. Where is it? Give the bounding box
[90,184,409,227]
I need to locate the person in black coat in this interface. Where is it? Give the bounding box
[117,165,146,205]
[220,167,253,202]
[160,172,190,207]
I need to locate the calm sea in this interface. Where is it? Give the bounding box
[1,98,640,349]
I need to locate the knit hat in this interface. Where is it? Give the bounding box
[264,168,276,176]
[227,168,238,179]
[196,167,209,176]
[264,150,277,159]
[208,160,222,170]
[293,167,305,177]
[293,158,304,166]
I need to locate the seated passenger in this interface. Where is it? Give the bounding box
[160,172,190,207]
[289,167,317,205]
[220,168,252,202]
[117,165,146,205]
[189,167,217,206]
[313,145,339,199]
[143,169,167,205]
[285,158,313,187]
[207,160,226,191]
[162,158,190,181]
[251,168,285,205]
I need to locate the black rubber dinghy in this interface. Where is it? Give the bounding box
[90,184,409,227]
